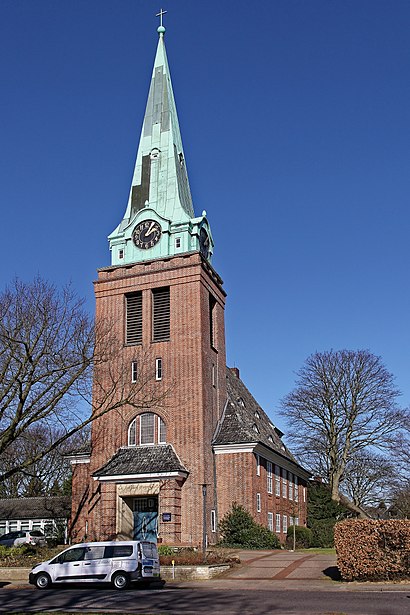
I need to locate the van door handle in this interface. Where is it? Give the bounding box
[84,563,91,566]
[73,564,80,567]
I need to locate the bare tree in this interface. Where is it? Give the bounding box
[389,481,410,518]
[0,277,168,485]
[342,451,394,509]
[0,426,88,497]
[280,350,403,501]
[390,407,410,475]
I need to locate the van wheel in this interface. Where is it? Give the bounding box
[112,571,130,590]
[35,572,52,590]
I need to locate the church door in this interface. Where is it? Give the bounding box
[133,497,158,542]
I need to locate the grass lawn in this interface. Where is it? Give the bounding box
[296,548,336,555]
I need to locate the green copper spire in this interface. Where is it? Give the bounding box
[108,20,213,266]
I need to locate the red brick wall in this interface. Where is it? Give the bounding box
[71,253,227,545]
[215,451,308,544]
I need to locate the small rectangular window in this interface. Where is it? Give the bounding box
[294,476,299,502]
[289,472,293,500]
[155,358,162,381]
[275,465,281,497]
[256,454,260,477]
[175,237,181,249]
[118,249,124,259]
[282,468,287,499]
[211,510,217,533]
[126,293,142,345]
[268,512,273,532]
[152,287,170,341]
[275,513,281,533]
[131,361,138,383]
[267,461,273,494]
[212,364,217,387]
[256,493,261,512]
[283,515,288,533]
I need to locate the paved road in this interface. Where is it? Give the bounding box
[2,550,410,614]
[1,584,410,614]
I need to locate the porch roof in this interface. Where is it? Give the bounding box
[93,444,188,480]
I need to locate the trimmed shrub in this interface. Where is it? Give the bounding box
[218,503,281,549]
[286,525,313,549]
[334,519,410,581]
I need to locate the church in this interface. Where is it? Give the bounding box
[69,19,310,548]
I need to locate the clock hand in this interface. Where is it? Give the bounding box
[145,222,156,237]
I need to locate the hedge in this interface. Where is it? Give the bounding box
[334,519,410,581]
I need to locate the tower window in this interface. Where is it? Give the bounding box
[175,237,181,249]
[155,358,163,381]
[140,413,155,445]
[128,413,167,446]
[126,293,142,345]
[119,249,124,259]
[209,294,216,348]
[152,287,170,341]
[131,361,138,383]
[158,416,166,443]
[256,493,261,513]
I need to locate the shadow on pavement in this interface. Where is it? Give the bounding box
[323,566,341,581]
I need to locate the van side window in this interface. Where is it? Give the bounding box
[84,546,105,560]
[59,547,86,563]
[104,545,133,558]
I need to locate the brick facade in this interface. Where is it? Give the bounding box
[71,252,228,545]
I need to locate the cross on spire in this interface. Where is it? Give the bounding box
[156,8,167,27]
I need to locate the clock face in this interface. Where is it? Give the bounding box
[132,220,162,250]
[199,228,210,259]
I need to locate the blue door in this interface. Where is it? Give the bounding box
[133,497,158,543]
[133,511,158,542]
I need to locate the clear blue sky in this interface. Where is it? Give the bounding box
[1,1,409,433]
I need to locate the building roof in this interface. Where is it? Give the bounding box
[93,444,188,479]
[214,367,304,469]
[0,496,71,520]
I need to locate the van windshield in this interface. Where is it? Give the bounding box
[141,542,157,559]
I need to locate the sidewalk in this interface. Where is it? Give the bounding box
[2,550,410,592]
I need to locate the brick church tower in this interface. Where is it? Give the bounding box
[70,20,309,547]
[70,22,226,546]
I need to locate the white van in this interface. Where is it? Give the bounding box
[29,540,160,590]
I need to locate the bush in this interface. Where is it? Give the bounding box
[334,519,410,581]
[157,545,175,556]
[309,520,336,548]
[307,481,350,547]
[286,525,313,549]
[218,503,281,549]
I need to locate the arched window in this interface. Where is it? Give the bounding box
[128,413,166,446]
